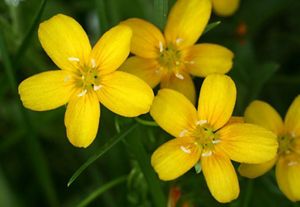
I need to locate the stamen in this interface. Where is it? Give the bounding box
[288,161,299,166]
[202,151,212,157]
[196,120,207,126]
[77,89,87,97]
[179,129,188,137]
[180,146,191,154]
[212,139,221,144]
[93,85,102,91]
[159,42,164,53]
[175,73,184,80]
[68,57,80,62]
[175,38,183,45]
[184,60,195,65]
[91,58,96,68]
[175,61,180,66]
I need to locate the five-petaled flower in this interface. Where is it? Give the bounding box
[239,96,300,202]
[150,74,278,203]
[120,0,233,103]
[18,14,154,148]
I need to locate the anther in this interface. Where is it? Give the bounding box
[179,129,188,137]
[175,38,183,45]
[159,42,164,53]
[93,85,102,91]
[175,73,184,80]
[196,120,207,126]
[180,146,191,154]
[202,151,212,157]
[68,57,80,62]
[91,58,96,68]
[78,89,87,97]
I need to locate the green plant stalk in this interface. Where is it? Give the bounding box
[126,125,166,207]
[135,117,159,127]
[15,0,47,61]
[95,0,109,35]
[0,31,59,207]
[68,123,138,187]
[154,0,168,30]
[243,180,254,207]
[77,175,127,207]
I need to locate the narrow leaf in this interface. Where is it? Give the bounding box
[203,21,221,34]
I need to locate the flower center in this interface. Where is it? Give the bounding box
[192,121,220,157]
[278,134,296,155]
[68,57,102,97]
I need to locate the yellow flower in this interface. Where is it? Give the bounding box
[212,0,240,16]
[239,96,300,201]
[120,0,233,103]
[18,14,154,148]
[150,74,278,203]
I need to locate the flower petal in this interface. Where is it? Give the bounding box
[151,137,201,181]
[150,89,198,138]
[182,44,233,77]
[244,100,284,135]
[97,71,154,117]
[216,123,278,163]
[18,70,74,111]
[238,157,277,178]
[276,155,300,201]
[160,73,196,104]
[64,92,100,148]
[198,74,236,130]
[90,25,132,75]
[284,95,300,137]
[120,56,162,88]
[121,18,165,58]
[164,0,212,49]
[38,14,91,72]
[201,153,239,203]
[212,0,240,17]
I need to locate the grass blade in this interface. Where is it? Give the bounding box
[77,175,127,207]
[134,117,158,127]
[203,21,221,34]
[15,0,47,61]
[154,0,168,30]
[95,0,109,35]
[68,123,138,187]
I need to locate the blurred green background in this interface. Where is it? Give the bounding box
[0,0,300,206]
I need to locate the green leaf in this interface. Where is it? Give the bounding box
[134,117,159,127]
[153,0,168,30]
[67,123,138,187]
[77,175,127,207]
[203,21,221,34]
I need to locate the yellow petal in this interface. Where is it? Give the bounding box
[150,89,198,138]
[276,155,300,201]
[216,123,278,163]
[201,154,239,203]
[64,92,100,148]
[182,44,233,77]
[198,74,236,130]
[90,25,132,75]
[18,70,74,111]
[224,116,244,127]
[284,95,300,137]
[244,100,284,135]
[151,137,201,181]
[238,157,277,178]
[212,0,240,17]
[119,56,162,88]
[97,71,154,117]
[38,14,91,72]
[121,18,165,58]
[164,0,212,49]
[160,73,196,104]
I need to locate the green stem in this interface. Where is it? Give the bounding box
[126,125,166,207]
[77,175,127,207]
[15,0,47,61]
[243,180,254,207]
[0,31,59,207]
[154,0,168,30]
[135,117,159,127]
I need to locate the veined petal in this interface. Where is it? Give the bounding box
[276,155,300,201]
[119,56,162,88]
[18,70,74,111]
[90,25,132,75]
[160,73,196,104]
[216,123,278,163]
[38,14,91,72]
[64,92,100,148]
[244,100,284,135]
[182,44,233,77]
[212,0,240,17]
[151,137,201,181]
[164,0,212,49]
[150,89,198,138]
[97,71,154,117]
[121,18,165,58]
[201,154,239,203]
[198,74,236,130]
[238,157,277,178]
[284,95,300,137]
